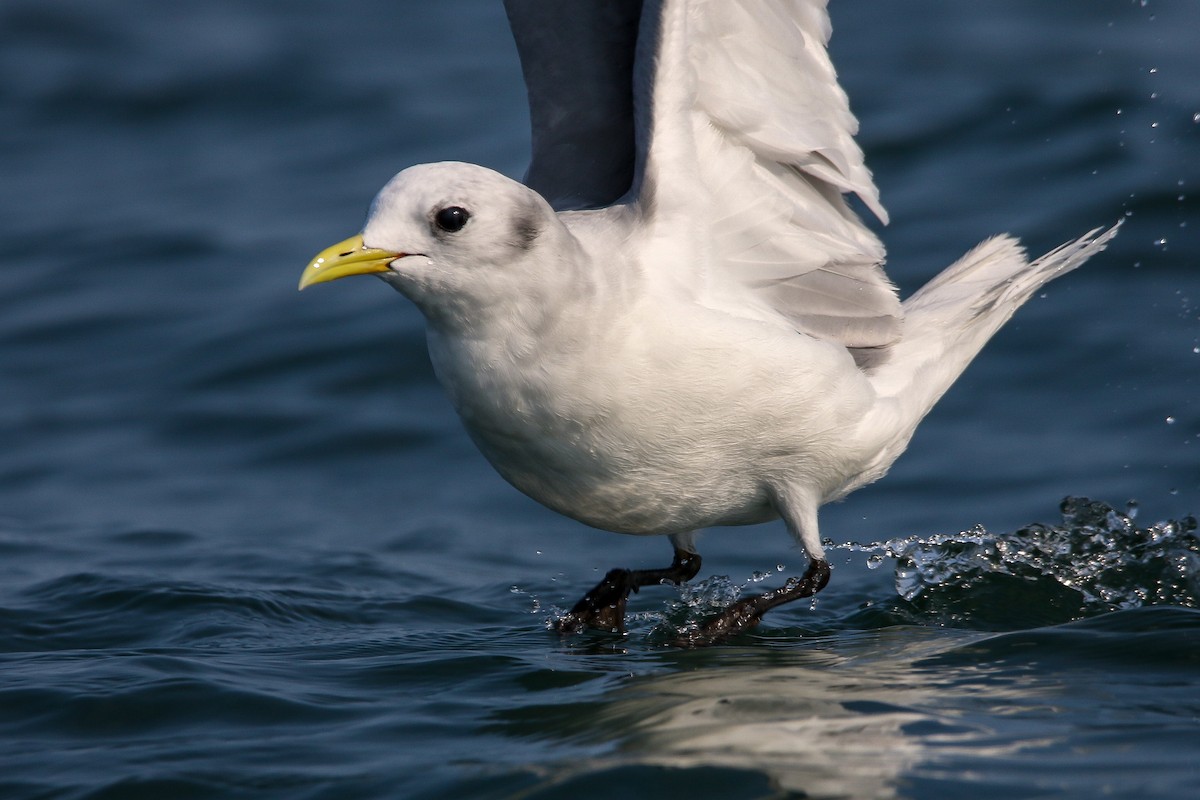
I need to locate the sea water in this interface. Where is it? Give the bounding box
[1,1,1198,797]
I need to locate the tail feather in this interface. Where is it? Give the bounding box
[869,222,1120,445]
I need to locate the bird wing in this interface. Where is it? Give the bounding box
[505,0,901,352]
[504,0,643,212]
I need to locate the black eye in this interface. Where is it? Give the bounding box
[434,206,470,233]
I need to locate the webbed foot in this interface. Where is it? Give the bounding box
[672,558,831,647]
[555,548,701,634]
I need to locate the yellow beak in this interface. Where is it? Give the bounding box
[298,234,404,290]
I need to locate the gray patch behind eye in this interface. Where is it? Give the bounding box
[512,212,541,250]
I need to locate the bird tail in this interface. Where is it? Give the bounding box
[866,223,1120,452]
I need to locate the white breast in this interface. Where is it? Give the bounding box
[425,293,880,536]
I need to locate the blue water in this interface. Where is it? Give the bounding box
[2,1,1198,797]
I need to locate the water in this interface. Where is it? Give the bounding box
[2,1,1198,797]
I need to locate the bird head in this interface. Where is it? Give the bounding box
[300,162,568,330]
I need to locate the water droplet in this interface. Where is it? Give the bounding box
[866,553,885,570]
[1154,238,1168,247]
[1166,416,1176,425]
[1194,112,1200,124]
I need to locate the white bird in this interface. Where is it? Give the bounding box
[299,0,1117,645]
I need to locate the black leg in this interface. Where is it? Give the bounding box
[672,558,831,647]
[555,548,702,634]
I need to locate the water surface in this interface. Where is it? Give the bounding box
[1,1,1198,798]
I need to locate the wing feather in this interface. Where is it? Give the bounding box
[503,0,642,210]
[506,0,902,353]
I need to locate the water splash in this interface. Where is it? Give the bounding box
[535,560,802,637]
[634,574,747,640]
[840,497,1199,616]
[538,500,1197,636]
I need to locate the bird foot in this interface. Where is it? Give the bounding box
[671,558,831,648]
[553,568,636,634]
[554,549,701,635]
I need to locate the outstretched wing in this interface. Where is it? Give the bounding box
[505,0,901,353]
[504,0,643,211]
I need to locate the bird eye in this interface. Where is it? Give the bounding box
[434,206,470,233]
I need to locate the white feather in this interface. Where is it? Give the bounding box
[319,3,1119,624]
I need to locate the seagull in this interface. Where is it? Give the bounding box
[299,0,1117,645]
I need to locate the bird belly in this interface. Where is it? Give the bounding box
[434,355,780,534]
[427,309,879,536]
[460,406,780,535]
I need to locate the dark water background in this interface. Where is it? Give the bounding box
[2,1,1199,797]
